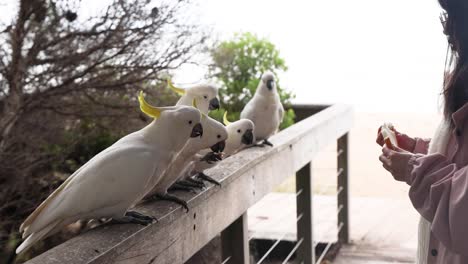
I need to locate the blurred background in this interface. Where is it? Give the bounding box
[0,0,445,262]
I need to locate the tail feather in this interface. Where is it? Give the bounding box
[20,173,76,235]
[16,219,61,255]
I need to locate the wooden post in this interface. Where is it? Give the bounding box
[296,162,315,264]
[221,213,249,264]
[337,133,350,243]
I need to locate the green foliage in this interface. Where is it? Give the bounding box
[209,32,295,129]
[45,121,122,174]
[65,131,120,173]
[43,79,177,175]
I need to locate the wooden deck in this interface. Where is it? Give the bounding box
[248,193,418,263]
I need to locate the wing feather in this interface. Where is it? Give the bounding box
[20,133,156,237]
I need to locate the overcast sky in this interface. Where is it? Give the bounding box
[192,0,448,113]
[2,0,448,113]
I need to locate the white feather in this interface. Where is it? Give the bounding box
[176,84,219,114]
[190,118,255,176]
[147,115,227,195]
[240,72,283,141]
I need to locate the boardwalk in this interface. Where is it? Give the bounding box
[248,193,418,263]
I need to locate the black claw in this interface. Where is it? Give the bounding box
[110,214,155,226]
[176,179,205,189]
[186,178,206,187]
[168,183,198,193]
[262,139,274,147]
[197,172,221,186]
[125,211,156,222]
[247,143,266,148]
[200,152,223,163]
[156,194,189,212]
[143,193,162,202]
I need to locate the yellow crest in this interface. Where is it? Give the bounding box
[192,98,205,120]
[223,111,232,126]
[138,91,161,119]
[167,79,186,96]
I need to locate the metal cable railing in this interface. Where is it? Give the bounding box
[282,238,304,264]
[221,132,349,264]
[220,256,231,264]
[247,165,345,263]
[256,206,305,264]
[315,222,344,263]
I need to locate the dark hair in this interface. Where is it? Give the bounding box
[439,0,468,122]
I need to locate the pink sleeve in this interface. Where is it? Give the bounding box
[412,138,430,154]
[407,154,468,254]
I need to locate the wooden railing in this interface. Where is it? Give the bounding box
[25,104,353,264]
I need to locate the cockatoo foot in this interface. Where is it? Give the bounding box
[111,212,156,225]
[176,180,205,189]
[199,151,223,164]
[168,183,198,193]
[186,178,206,187]
[156,194,189,212]
[247,143,266,148]
[196,172,221,186]
[175,179,205,189]
[125,211,157,222]
[262,139,274,147]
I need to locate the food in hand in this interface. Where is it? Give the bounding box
[381,123,398,148]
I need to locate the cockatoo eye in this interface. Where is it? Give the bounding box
[237,129,241,133]
[188,120,193,125]
[217,135,221,139]
[203,95,208,99]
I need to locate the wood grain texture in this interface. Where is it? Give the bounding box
[25,104,354,264]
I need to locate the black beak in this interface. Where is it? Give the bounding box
[191,123,203,138]
[210,140,226,153]
[266,80,274,91]
[241,129,254,145]
[209,97,220,110]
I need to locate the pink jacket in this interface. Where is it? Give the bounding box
[407,103,468,263]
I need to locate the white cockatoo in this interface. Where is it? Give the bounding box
[166,79,225,187]
[240,72,284,146]
[168,80,220,114]
[188,112,255,180]
[145,114,228,207]
[222,112,255,155]
[16,92,203,255]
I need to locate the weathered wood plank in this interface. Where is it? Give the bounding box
[25,104,353,264]
[291,104,328,122]
[334,244,415,263]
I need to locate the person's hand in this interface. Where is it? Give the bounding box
[376,126,416,153]
[379,145,414,182]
